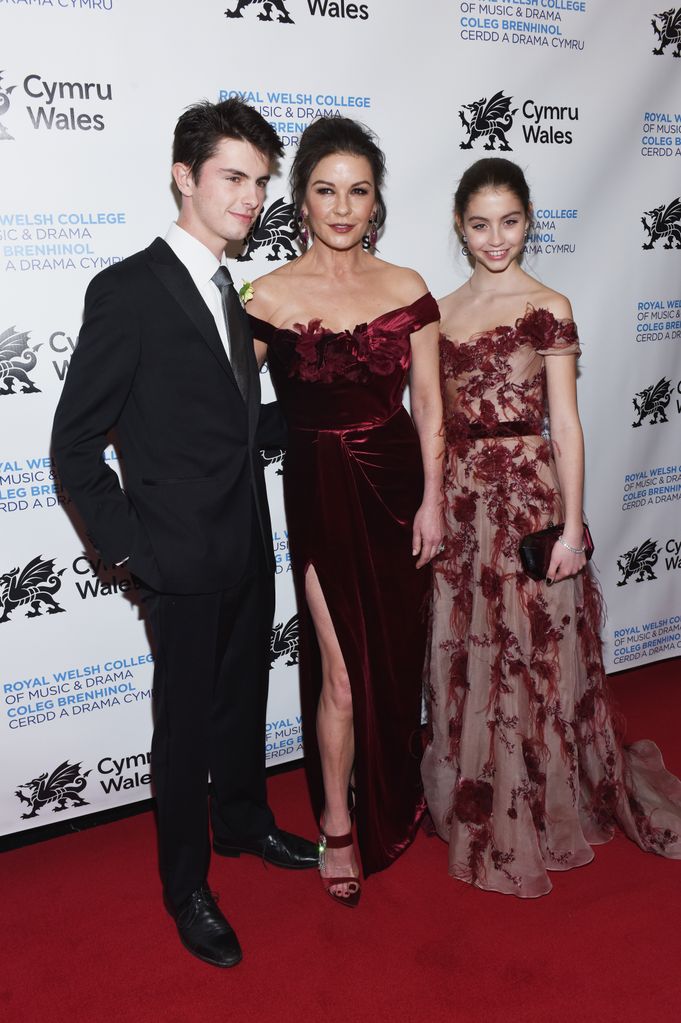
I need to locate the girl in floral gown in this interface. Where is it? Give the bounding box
[421,158,681,897]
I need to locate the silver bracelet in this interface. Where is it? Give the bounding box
[558,534,585,555]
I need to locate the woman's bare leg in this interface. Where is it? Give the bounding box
[305,565,359,899]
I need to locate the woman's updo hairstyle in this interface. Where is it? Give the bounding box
[454,158,532,223]
[290,116,387,232]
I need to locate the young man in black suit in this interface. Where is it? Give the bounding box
[52,99,317,968]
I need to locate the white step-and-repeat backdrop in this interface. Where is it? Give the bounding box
[1,0,679,836]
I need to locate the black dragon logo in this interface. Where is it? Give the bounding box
[641,197,681,250]
[459,91,517,151]
[0,70,16,141]
[270,613,299,667]
[261,447,284,474]
[0,556,67,623]
[617,539,661,586]
[632,378,673,427]
[0,326,42,395]
[652,8,681,56]
[238,198,298,262]
[225,0,294,23]
[15,761,91,819]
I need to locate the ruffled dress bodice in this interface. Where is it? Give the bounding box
[249,292,439,431]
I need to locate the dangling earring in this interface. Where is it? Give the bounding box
[461,235,470,257]
[297,212,309,248]
[363,213,378,251]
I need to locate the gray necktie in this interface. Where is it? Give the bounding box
[211,265,250,403]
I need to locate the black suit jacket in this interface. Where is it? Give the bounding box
[52,237,282,593]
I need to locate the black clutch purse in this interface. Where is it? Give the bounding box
[519,523,594,581]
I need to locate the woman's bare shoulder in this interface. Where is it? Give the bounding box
[248,260,302,319]
[529,284,574,322]
[373,259,432,304]
[436,284,468,320]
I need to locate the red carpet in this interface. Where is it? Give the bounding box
[1,658,680,1023]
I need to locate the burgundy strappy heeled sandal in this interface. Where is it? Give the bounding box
[318,830,361,909]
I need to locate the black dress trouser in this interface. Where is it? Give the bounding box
[145,527,276,914]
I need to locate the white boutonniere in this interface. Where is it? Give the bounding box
[239,280,254,306]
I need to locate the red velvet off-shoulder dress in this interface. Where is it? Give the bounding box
[249,292,439,875]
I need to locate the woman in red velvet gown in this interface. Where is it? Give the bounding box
[248,118,443,905]
[421,158,681,897]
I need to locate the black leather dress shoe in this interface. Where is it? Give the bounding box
[175,885,242,968]
[214,827,319,869]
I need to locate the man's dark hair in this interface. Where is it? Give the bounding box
[173,98,284,180]
[290,117,387,229]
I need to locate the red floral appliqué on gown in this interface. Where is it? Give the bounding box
[249,293,439,876]
[421,307,681,897]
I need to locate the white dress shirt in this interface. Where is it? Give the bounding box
[164,221,231,354]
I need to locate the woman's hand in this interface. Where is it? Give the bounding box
[546,536,587,585]
[412,499,445,569]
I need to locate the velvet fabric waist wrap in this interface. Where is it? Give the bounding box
[276,375,408,433]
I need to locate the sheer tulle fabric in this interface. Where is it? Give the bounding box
[249,293,439,875]
[421,307,681,897]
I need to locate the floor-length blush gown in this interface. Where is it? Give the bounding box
[421,306,681,897]
[249,292,439,875]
